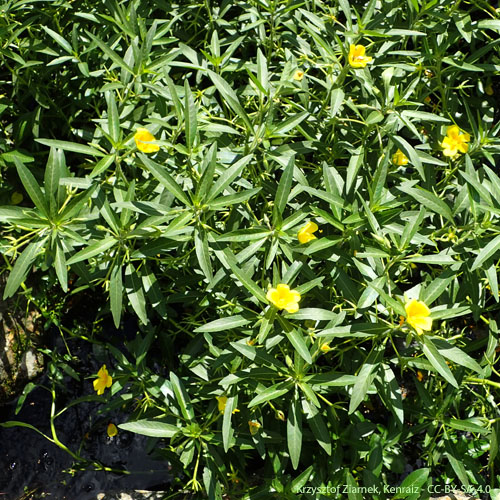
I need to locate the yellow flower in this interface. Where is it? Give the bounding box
[134,128,160,153]
[93,364,112,395]
[11,192,23,205]
[405,299,432,335]
[392,149,409,166]
[107,423,118,437]
[248,420,262,435]
[441,125,470,158]
[348,44,372,68]
[293,70,304,81]
[320,343,331,352]
[216,395,239,414]
[297,221,318,244]
[266,283,301,313]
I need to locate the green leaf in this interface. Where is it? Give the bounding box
[392,136,424,178]
[444,418,488,435]
[195,143,217,202]
[86,31,134,75]
[432,338,482,373]
[106,92,120,144]
[346,472,363,500]
[272,155,294,225]
[368,283,406,316]
[194,315,252,333]
[379,364,404,427]
[401,110,450,122]
[118,420,179,438]
[330,88,345,118]
[248,381,292,408]
[287,396,302,470]
[486,263,499,303]
[140,154,191,206]
[399,185,453,223]
[207,70,253,132]
[222,396,237,452]
[208,188,261,209]
[110,264,123,329]
[393,469,429,499]
[15,382,37,415]
[303,399,331,455]
[42,26,73,54]
[14,158,49,218]
[339,0,352,29]
[66,236,117,265]
[421,336,458,388]
[194,228,213,281]
[89,155,115,178]
[445,440,469,487]
[421,270,455,305]
[349,348,382,414]
[125,263,148,325]
[4,238,48,299]
[399,207,426,250]
[284,308,340,321]
[302,186,345,209]
[170,372,195,421]
[284,328,313,364]
[290,465,314,491]
[184,80,197,151]
[206,154,253,202]
[44,148,63,217]
[54,239,68,292]
[222,248,267,303]
[471,234,500,271]
[36,139,105,157]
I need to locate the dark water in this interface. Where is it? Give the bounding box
[0,335,171,500]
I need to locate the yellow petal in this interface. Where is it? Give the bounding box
[285,302,299,313]
[405,299,430,318]
[276,283,290,294]
[134,128,160,153]
[446,125,460,139]
[216,395,227,412]
[107,423,118,437]
[293,70,304,81]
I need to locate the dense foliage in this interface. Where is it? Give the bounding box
[2,0,500,498]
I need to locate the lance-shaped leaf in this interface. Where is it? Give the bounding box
[248,381,293,407]
[349,347,383,414]
[194,315,252,333]
[194,227,213,281]
[471,233,500,271]
[14,158,49,218]
[272,155,294,226]
[54,239,68,292]
[36,138,105,157]
[170,372,195,422]
[125,263,148,325]
[421,336,458,388]
[67,236,117,265]
[118,420,180,438]
[4,238,48,299]
[184,80,197,151]
[207,69,253,132]
[222,395,237,452]
[287,395,303,470]
[140,154,191,206]
[110,264,123,328]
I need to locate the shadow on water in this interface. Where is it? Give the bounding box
[0,331,171,500]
